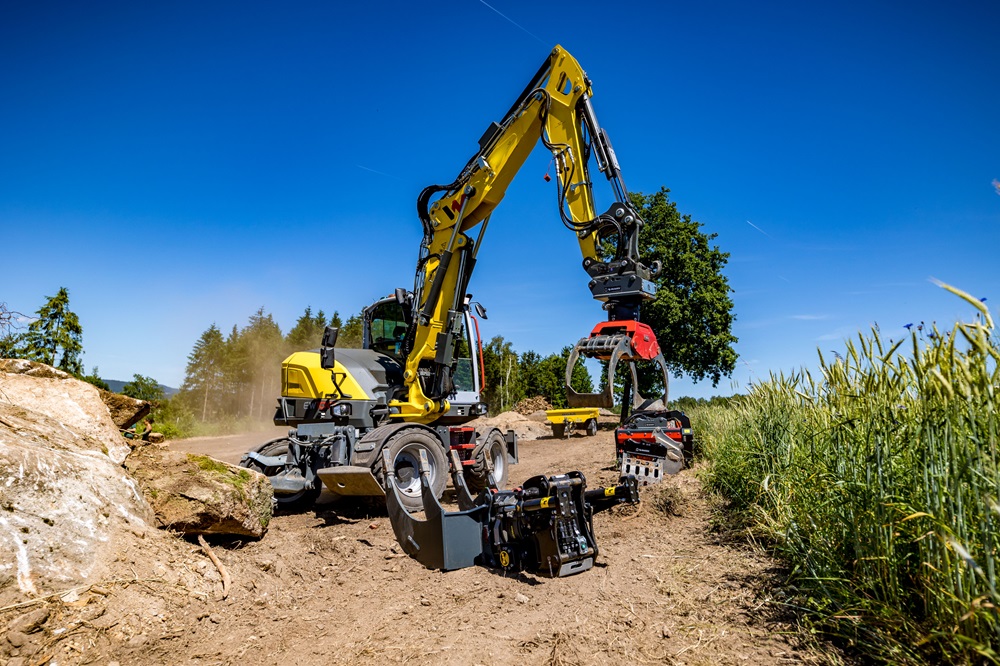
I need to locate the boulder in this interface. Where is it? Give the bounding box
[98,389,150,431]
[0,359,131,463]
[0,401,154,600]
[125,446,273,538]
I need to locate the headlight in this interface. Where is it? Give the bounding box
[332,403,352,417]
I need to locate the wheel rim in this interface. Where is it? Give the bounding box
[489,439,505,482]
[394,444,436,497]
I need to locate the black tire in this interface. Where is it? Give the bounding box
[684,436,696,465]
[585,418,598,437]
[551,423,567,438]
[377,428,448,513]
[465,430,509,492]
[240,439,321,511]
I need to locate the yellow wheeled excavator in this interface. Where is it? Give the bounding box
[240,45,671,543]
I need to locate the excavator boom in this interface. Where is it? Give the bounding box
[394,45,668,422]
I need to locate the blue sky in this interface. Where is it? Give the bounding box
[2,1,998,398]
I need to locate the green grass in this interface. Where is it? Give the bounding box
[697,283,1000,664]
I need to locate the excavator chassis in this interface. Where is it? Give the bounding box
[240,423,517,511]
[382,448,639,576]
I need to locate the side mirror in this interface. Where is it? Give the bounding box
[473,302,487,320]
[320,346,337,370]
[322,326,339,348]
[394,288,408,305]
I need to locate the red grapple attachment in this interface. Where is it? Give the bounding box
[565,320,669,410]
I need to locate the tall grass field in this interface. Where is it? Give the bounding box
[698,283,1000,663]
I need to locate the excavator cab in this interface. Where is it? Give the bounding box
[364,298,409,361]
[363,292,487,424]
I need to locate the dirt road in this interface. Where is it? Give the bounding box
[4,427,837,665]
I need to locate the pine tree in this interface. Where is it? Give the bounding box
[339,314,363,348]
[241,308,284,419]
[21,287,84,375]
[286,306,323,350]
[183,324,226,420]
[222,324,248,417]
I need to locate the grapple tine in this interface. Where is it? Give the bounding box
[565,321,670,410]
[566,334,628,408]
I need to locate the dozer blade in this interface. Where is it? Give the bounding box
[316,465,386,496]
[566,320,669,410]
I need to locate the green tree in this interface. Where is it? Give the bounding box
[286,306,329,350]
[221,324,249,417]
[338,314,363,348]
[519,350,543,398]
[240,308,285,419]
[21,287,84,375]
[122,373,165,402]
[183,323,226,420]
[630,187,737,394]
[481,335,524,413]
[81,366,110,391]
[521,347,593,409]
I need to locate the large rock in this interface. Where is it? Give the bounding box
[98,388,150,431]
[125,446,273,538]
[0,359,131,463]
[0,400,154,600]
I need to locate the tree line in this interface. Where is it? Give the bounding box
[179,306,360,422]
[178,304,594,421]
[2,187,741,431]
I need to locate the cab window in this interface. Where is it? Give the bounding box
[368,301,408,358]
[451,318,476,392]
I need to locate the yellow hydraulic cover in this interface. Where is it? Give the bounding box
[281,351,369,400]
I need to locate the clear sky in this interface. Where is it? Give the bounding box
[2,1,998,398]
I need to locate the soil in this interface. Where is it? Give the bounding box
[1,419,840,666]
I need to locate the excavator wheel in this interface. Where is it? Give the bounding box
[374,428,448,513]
[240,438,321,511]
[465,429,509,493]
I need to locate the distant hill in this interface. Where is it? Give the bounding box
[104,379,179,397]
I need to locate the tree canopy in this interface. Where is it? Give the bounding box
[122,373,165,402]
[630,187,738,393]
[21,287,84,376]
[482,337,594,413]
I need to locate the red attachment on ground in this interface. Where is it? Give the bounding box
[588,321,661,360]
[616,429,682,443]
